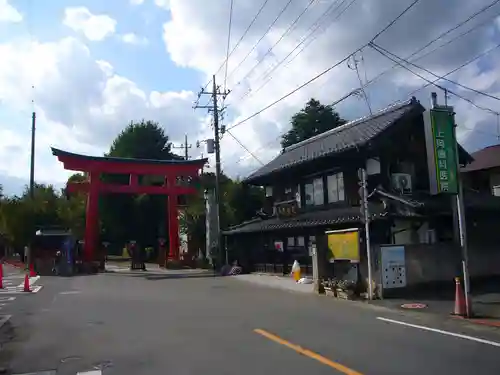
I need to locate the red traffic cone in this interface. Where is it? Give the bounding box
[452,277,466,316]
[0,262,3,289]
[23,273,31,293]
[29,263,36,277]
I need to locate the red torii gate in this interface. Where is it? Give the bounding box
[52,148,206,265]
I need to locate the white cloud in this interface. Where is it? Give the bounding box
[121,32,149,45]
[155,0,171,10]
[131,0,145,5]
[162,0,500,176]
[63,7,117,41]
[0,36,207,189]
[0,0,22,23]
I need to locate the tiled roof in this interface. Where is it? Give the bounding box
[223,204,387,235]
[244,98,424,184]
[461,144,500,172]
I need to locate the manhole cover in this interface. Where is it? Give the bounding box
[401,303,427,309]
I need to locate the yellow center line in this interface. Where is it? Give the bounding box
[254,328,364,375]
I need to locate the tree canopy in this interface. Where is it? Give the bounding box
[280,98,347,149]
[108,120,182,160]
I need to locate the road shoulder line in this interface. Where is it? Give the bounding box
[377,317,500,347]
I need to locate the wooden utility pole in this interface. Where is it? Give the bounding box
[172,134,192,160]
[29,111,36,199]
[194,75,230,266]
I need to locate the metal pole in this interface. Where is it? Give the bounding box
[361,167,374,300]
[184,134,189,160]
[212,75,224,267]
[29,111,36,199]
[454,127,471,317]
[431,92,471,317]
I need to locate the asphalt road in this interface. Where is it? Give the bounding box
[1,270,500,374]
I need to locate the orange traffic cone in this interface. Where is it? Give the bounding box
[23,273,31,293]
[0,262,3,289]
[29,263,36,277]
[452,277,466,316]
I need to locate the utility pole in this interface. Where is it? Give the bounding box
[29,111,36,199]
[172,134,192,160]
[194,75,230,267]
[348,53,372,116]
[359,167,373,300]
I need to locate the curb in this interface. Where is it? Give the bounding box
[359,300,500,330]
[451,315,500,328]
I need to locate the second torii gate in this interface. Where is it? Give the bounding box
[52,148,206,266]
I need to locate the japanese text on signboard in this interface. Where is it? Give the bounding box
[431,109,458,194]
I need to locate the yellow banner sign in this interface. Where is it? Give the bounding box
[326,229,360,262]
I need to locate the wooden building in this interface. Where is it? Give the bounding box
[223,97,500,295]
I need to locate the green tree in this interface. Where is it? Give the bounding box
[180,173,264,258]
[224,180,264,226]
[0,184,63,250]
[280,98,347,149]
[58,173,87,239]
[100,120,181,252]
[108,120,181,160]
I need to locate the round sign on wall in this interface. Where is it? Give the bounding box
[400,303,427,309]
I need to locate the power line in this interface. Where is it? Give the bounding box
[415,0,500,57]
[372,42,500,102]
[312,31,500,123]
[307,7,500,114]
[226,88,370,167]
[195,0,270,105]
[225,130,264,165]
[225,133,283,167]
[229,34,500,166]
[238,0,357,102]
[369,0,421,42]
[226,0,421,132]
[234,0,318,87]
[228,92,499,171]
[370,42,500,116]
[361,0,500,91]
[406,42,500,98]
[226,0,295,82]
[223,0,235,94]
[239,0,420,103]
[221,0,269,85]
[284,0,354,68]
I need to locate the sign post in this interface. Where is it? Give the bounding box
[425,92,471,317]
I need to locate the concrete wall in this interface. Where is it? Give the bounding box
[359,240,500,293]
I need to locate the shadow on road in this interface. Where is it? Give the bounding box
[103,270,224,281]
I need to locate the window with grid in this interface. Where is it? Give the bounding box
[304,177,324,206]
[327,172,345,203]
